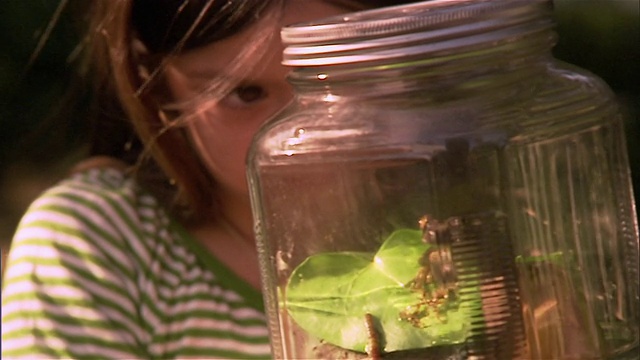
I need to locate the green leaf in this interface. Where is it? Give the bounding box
[285,229,471,353]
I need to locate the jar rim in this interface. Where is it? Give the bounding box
[281,0,553,67]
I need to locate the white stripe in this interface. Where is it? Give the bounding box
[6,243,123,285]
[43,181,149,254]
[2,311,136,345]
[172,262,206,283]
[162,316,268,338]
[68,341,140,358]
[142,246,181,288]
[228,305,265,322]
[71,180,141,224]
[12,221,130,271]
[37,185,211,288]
[19,204,120,243]
[2,335,67,358]
[155,282,244,308]
[16,209,134,275]
[210,284,243,303]
[137,193,158,207]
[3,262,77,288]
[141,232,201,282]
[151,335,271,356]
[138,206,159,219]
[6,243,113,282]
[8,223,143,309]
[2,298,147,342]
[51,183,154,266]
[2,279,131,314]
[3,266,137,320]
[140,305,161,333]
[3,332,138,359]
[80,167,124,188]
[170,298,265,322]
[4,169,270,358]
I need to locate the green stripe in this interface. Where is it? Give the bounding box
[7,237,134,283]
[158,327,269,344]
[59,186,150,253]
[163,345,270,360]
[4,168,271,360]
[2,309,134,334]
[57,192,148,255]
[2,328,144,359]
[30,190,173,327]
[164,308,265,327]
[58,189,190,286]
[136,288,166,326]
[19,212,130,273]
[136,290,267,339]
[2,343,72,359]
[132,261,264,315]
[3,290,94,308]
[152,283,264,313]
[2,276,137,324]
[47,176,264,311]
[2,255,131,301]
[49,188,160,278]
[33,197,129,255]
[172,221,265,312]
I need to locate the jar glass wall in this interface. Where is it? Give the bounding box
[247,1,639,358]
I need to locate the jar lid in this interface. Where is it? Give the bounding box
[281,0,552,66]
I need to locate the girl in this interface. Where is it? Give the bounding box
[1,0,420,359]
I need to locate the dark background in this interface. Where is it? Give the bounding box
[1,1,639,261]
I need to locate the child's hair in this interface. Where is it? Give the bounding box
[83,0,420,222]
[84,0,282,222]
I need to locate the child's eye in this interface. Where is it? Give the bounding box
[222,84,267,108]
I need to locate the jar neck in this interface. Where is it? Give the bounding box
[282,0,556,99]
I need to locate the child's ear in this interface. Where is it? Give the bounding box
[131,37,152,85]
[129,36,178,120]
[130,36,167,97]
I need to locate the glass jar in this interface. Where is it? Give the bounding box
[247,1,639,359]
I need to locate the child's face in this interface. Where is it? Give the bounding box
[165,0,348,209]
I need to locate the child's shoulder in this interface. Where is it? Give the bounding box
[42,157,164,214]
[58,160,147,206]
[15,162,169,250]
[9,161,189,280]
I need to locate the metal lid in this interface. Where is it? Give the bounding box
[281,0,552,66]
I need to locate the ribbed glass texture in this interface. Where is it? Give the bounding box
[248,1,639,359]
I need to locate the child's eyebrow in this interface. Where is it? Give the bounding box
[173,67,223,79]
[316,0,367,12]
[172,64,254,83]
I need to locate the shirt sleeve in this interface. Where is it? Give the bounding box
[1,175,151,359]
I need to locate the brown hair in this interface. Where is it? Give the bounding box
[84,0,423,222]
[85,0,275,222]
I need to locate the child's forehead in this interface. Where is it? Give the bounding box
[166,24,281,74]
[166,1,350,71]
[283,0,353,24]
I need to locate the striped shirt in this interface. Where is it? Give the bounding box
[1,167,271,359]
